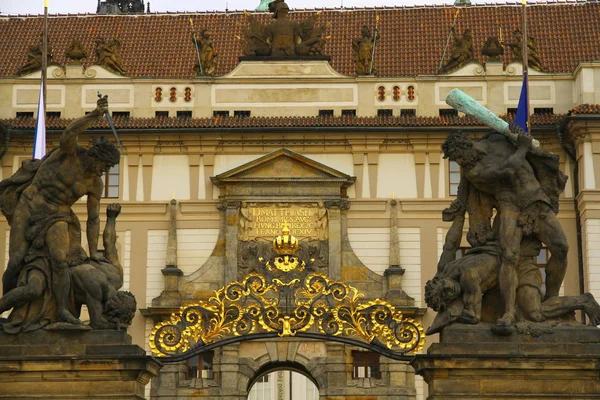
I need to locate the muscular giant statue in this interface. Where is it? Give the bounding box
[0,96,120,326]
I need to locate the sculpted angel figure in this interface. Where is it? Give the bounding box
[193,29,217,76]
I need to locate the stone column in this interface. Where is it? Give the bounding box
[325,200,344,280]
[224,201,241,285]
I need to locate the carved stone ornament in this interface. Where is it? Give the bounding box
[65,39,88,64]
[480,36,504,60]
[240,0,330,58]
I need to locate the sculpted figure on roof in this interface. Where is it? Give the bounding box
[352,26,377,75]
[439,28,474,74]
[504,29,548,73]
[240,1,329,58]
[193,29,218,76]
[16,33,53,76]
[95,37,127,75]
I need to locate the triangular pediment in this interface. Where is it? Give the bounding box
[212,148,354,186]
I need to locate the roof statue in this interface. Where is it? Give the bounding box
[193,29,218,76]
[439,27,474,74]
[0,97,134,333]
[65,40,87,64]
[425,89,600,336]
[240,1,330,58]
[95,37,127,75]
[352,25,378,76]
[16,33,53,76]
[256,0,271,11]
[504,29,548,73]
[480,36,504,61]
[97,0,146,15]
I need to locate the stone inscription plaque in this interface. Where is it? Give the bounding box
[239,203,328,240]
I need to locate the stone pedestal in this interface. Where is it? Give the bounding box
[0,330,161,399]
[412,323,600,400]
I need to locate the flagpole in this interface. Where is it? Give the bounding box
[521,0,530,133]
[42,0,48,120]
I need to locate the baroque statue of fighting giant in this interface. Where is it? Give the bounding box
[0,96,135,333]
[425,89,600,336]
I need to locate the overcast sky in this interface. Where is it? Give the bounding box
[0,0,496,15]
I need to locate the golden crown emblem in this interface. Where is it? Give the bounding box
[272,221,299,255]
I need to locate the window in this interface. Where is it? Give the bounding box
[377,86,385,101]
[392,86,400,101]
[155,111,169,118]
[439,109,458,118]
[455,246,470,259]
[16,112,34,119]
[112,111,130,119]
[177,110,192,119]
[400,109,416,117]
[319,109,334,117]
[101,164,119,198]
[377,109,393,117]
[342,109,356,116]
[534,108,553,115]
[186,351,214,380]
[507,108,518,116]
[352,351,381,379]
[537,247,549,298]
[213,111,229,117]
[46,111,61,118]
[449,160,461,196]
[234,110,251,118]
[407,85,415,101]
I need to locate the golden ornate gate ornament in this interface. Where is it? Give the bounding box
[149,226,425,359]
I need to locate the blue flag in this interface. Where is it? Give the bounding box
[515,74,529,134]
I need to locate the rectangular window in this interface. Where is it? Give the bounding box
[341,109,356,116]
[112,111,130,119]
[400,109,416,117]
[101,164,120,198]
[352,351,381,379]
[507,108,518,116]
[177,110,192,119]
[213,111,230,117]
[439,109,458,118]
[155,111,169,118]
[377,109,393,117]
[537,247,549,297]
[319,109,334,117]
[16,112,34,119]
[186,351,214,379]
[234,110,251,118]
[534,108,553,115]
[449,161,461,196]
[46,111,61,118]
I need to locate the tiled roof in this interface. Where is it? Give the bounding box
[0,113,566,131]
[569,104,600,114]
[1,1,599,78]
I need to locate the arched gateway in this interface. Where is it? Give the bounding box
[145,149,426,399]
